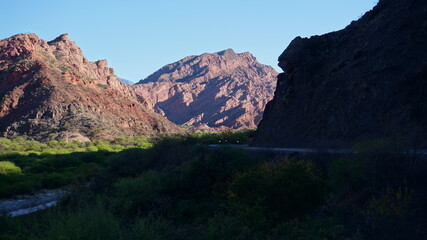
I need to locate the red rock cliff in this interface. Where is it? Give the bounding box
[133,49,277,130]
[0,33,182,140]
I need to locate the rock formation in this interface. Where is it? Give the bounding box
[0,33,182,140]
[254,0,427,148]
[133,49,277,130]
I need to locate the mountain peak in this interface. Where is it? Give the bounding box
[0,33,182,140]
[217,48,236,56]
[56,33,69,41]
[48,33,71,44]
[133,50,278,129]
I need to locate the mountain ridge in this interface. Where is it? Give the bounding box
[133,48,277,130]
[0,33,182,140]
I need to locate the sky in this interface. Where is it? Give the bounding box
[1,0,378,82]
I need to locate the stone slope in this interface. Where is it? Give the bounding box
[253,0,427,148]
[0,33,182,140]
[133,49,277,129]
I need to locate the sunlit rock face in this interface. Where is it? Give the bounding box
[0,33,182,140]
[133,49,277,130]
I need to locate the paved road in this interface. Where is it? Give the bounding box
[208,144,427,155]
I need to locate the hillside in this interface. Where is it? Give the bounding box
[0,33,182,140]
[133,49,277,130]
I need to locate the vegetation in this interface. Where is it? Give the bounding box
[0,135,426,239]
[0,136,153,198]
[0,161,22,175]
[188,129,255,144]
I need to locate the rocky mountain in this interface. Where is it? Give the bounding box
[253,0,427,148]
[0,33,182,141]
[133,49,277,130]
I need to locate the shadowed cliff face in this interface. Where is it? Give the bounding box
[0,33,182,140]
[254,0,427,148]
[133,49,277,130]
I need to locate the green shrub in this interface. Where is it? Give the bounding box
[0,161,22,175]
[26,202,122,240]
[270,218,356,240]
[200,214,252,240]
[329,158,364,192]
[335,139,408,190]
[111,170,167,215]
[229,159,328,225]
[41,172,71,189]
[127,216,179,240]
[85,145,99,152]
[190,130,255,144]
[363,187,414,217]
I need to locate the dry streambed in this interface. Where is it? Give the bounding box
[0,189,66,217]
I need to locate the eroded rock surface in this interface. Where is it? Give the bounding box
[133,49,277,130]
[0,33,182,140]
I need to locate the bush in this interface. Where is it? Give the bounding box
[128,216,179,240]
[20,202,123,240]
[199,214,252,240]
[331,139,409,192]
[111,170,167,216]
[329,158,364,192]
[363,187,414,218]
[270,218,355,240]
[229,158,328,226]
[0,161,22,175]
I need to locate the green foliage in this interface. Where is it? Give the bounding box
[0,161,22,175]
[330,139,411,193]
[4,136,423,239]
[329,158,364,191]
[199,214,251,240]
[111,170,166,215]
[363,187,414,217]
[0,196,179,240]
[269,218,357,240]
[128,216,179,240]
[0,136,155,198]
[189,129,255,144]
[229,159,328,225]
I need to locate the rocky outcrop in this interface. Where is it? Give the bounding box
[133,49,277,130]
[0,33,182,140]
[254,0,427,148]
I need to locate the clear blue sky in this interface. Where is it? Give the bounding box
[1,0,378,81]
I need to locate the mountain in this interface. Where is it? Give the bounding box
[133,49,277,130]
[253,0,427,148]
[119,78,134,85]
[0,33,182,141]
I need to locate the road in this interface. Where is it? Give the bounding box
[208,144,427,155]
